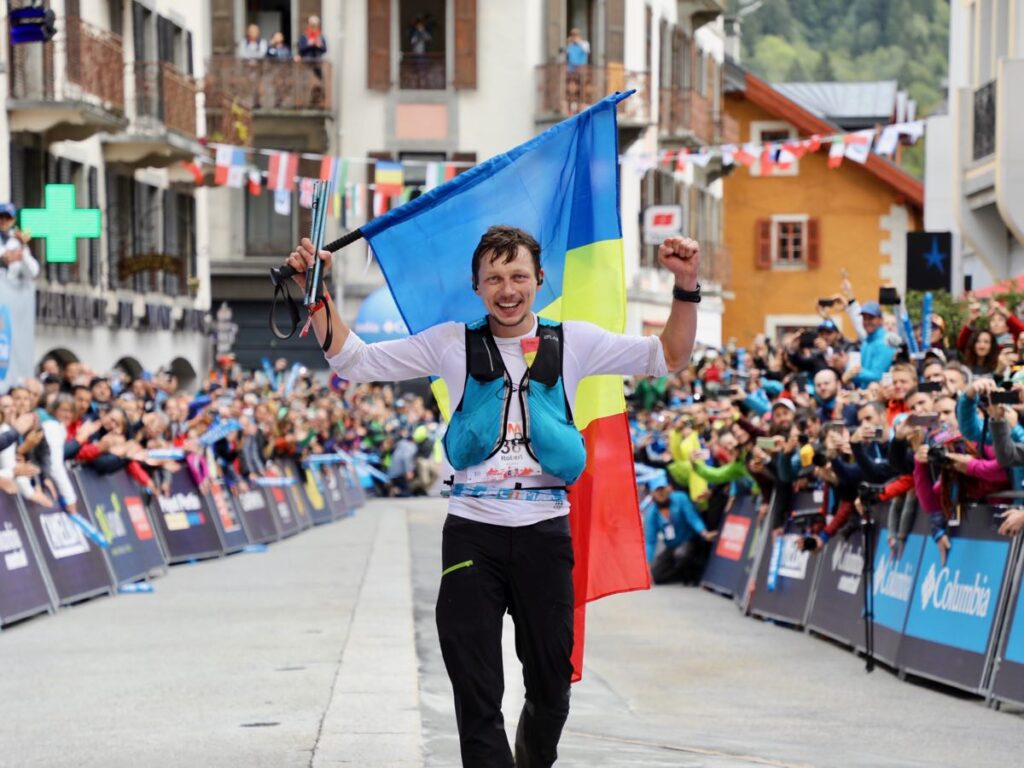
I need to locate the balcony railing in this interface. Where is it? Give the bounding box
[535,63,651,125]
[700,242,731,287]
[690,89,714,145]
[8,15,124,114]
[205,56,332,112]
[133,61,199,138]
[399,52,445,90]
[973,80,996,161]
[659,88,690,137]
[718,111,739,145]
[658,87,722,146]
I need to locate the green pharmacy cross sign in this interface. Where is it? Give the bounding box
[20,184,102,264]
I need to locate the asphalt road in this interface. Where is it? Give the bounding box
[1,498,1019,768]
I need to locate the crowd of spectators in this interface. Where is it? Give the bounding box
[0,356,442,516]
[632,277,1024,584]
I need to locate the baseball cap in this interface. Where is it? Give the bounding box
[772,397,796,413]
[817,319,838,333]
[412,425,429,443]
[859,301,882,318]
[930,315,946,332]
[0,203,16,219]
[648,470,670,491]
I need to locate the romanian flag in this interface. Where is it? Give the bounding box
[374,161,404,197]
[361,92,649,682]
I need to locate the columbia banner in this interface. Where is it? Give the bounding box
[361,92,649,681]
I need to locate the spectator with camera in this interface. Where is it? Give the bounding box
[0,203,39,286]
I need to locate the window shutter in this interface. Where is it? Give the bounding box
[545,0,566,61]
[88,167,100,287]
[454,0,477,89]
[806,218,821,269]
[209,0,234,57]
[186,31,194,75]
[367,0,391,92]
[605,0,625,63]
[756,219,772,269]
[132,2,147,61]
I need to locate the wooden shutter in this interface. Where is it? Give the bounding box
[806,218,820,269]
[210,0,235,56]
[605,0,625,63]
[186,31,194,75]
[544,0,565,61]
[87,167,100,287]
[755,218,772,269]
[132,2,146,61]
[367,0,391,92]
[451,152,477,176]
[454,0,477,89]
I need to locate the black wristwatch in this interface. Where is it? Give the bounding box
[672,283,702,303]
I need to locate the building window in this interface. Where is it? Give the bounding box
[399,0,446,90]
[750,121,799,177]
[775,220,805,264]
[756,216,820,270]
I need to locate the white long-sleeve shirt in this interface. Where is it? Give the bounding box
[327,316,668,526]
[0,424,34,498]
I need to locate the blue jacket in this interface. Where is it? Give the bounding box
[642,490,706,564]
[853,328,895,386]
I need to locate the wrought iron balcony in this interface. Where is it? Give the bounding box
[205,56,332,113]
[700,242,731,288]
[7,15,126,140]
[973,80,996,161]
[132,61,199,138]
[399,52,446,90]
[535,63,651,126]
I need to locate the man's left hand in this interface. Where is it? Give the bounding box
[658,237,700,290]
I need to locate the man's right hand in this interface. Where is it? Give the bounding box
[285,237,333,292]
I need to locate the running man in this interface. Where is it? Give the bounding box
[284,226,700,767]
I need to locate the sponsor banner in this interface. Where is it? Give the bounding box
[281,464,314,530]
[235,486,280,544]
[205,480,250,553]
[991,548,1024,706]
[0,280,36,388]
[897,507,1012,693]
[805,526,868,648]
[749,493,822,626]
[74,469,165,584]
[300,467,335,526]
[22,496,112,605]
[868,523,927,667]
[151,469,223,563]
[262,474,300,538]
[328,465,354,518]
[0,491,52,625]
[700,496,757,598]
[339,463,366,509]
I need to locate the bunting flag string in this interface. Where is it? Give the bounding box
[185,117,925,218]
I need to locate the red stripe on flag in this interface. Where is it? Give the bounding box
[567,411,650,682]
[268,152,298,192]
[319,156,335,182]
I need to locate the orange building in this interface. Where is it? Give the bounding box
[721,64,924,344]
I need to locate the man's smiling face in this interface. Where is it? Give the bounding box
[475,245,543,337]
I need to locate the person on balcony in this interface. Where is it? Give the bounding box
[0,204,39,287]
[238,24,267,59]
[564,29,590,114]
[408,16,434,88]
[296,15,327,106]
[266,32,291,61]
[296,16,327,61]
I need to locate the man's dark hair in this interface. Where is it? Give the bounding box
[471,225,541,289]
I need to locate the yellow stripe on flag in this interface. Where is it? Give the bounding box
[540,238,627,430]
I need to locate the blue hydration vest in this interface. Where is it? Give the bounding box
[443,317,587,484]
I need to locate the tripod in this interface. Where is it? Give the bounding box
[860,504,876,673]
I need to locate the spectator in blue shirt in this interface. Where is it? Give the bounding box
[851,301,895,387]
[642,472,715,565]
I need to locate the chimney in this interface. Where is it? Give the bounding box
[724,16,741,63]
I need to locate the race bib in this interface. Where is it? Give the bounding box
[465,421,543,483]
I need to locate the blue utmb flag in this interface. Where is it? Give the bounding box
[360,91,630,335]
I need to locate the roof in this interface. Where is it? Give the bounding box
[774,81,903,127]
[726,62,923,210]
